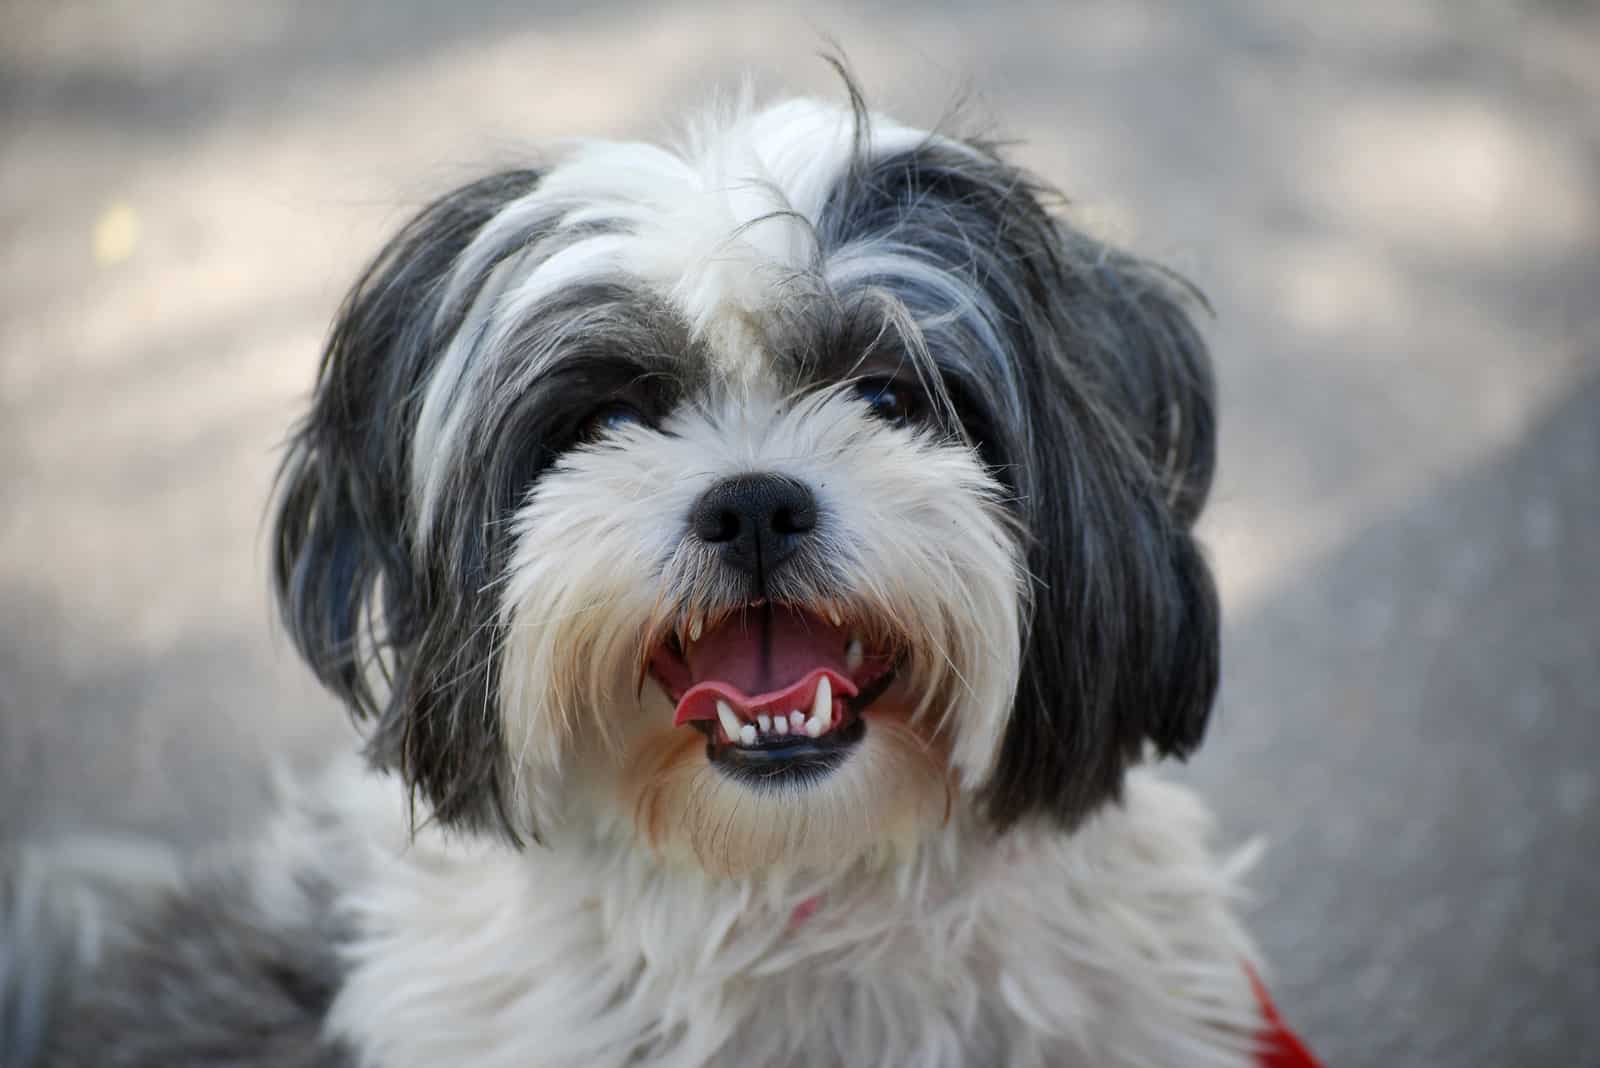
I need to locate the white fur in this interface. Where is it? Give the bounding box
[412,98,935,533]
[494,385,1024,850]
[265,760,1264,1068]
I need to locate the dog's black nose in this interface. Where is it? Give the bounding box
[690,473,818,578]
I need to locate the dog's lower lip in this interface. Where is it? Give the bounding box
[696,662,896,781]
[706,714,868,784]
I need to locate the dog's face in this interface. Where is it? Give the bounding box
[275,95,1220,876]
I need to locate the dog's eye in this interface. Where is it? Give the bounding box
[577,401,645,442]
[854,378,921,426]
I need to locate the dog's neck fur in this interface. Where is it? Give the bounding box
[260,760,1264,1068]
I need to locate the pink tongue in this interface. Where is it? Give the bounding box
[672,669,858,727]
[689,608,849,694]
[672,608,859,726]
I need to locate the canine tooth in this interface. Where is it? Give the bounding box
[805,714,827,738]
[716,700,741,741]
[827,606,842,627]
[812,675,832,727]
[845,637,863,673]
[790,710,806,731]
[774,716,789,735]
[689,615,703,642]
[757,713,772,734]
[739,724,758,747]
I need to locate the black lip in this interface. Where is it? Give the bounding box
[702,663,898,788]
[707,715,867,787]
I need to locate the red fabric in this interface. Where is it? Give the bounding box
[1249,968,1323,1068]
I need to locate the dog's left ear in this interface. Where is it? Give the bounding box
[272,170,545,841]
[820,140,1218,829]
[982,228,1220,830]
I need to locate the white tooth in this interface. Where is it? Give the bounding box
[845,637,863,673]
[790,710,806,731]
[757,713,772,734]
[827,607,842,627]
[774,716,789,735]
[716,700,741,741]
[739,724,758,747]
[811,675,832,730]
[689,615,703,642]
[805,714,827,738]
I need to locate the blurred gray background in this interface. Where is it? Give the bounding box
[2,1,1596,1064]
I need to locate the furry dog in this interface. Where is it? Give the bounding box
[7,80,1313,1067]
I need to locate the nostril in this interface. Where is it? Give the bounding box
[771,502,816,536]
[697,507,742,544]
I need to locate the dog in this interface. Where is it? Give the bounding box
[7,77,1320,1067]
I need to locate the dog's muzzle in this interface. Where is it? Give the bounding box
[647,602,901,785]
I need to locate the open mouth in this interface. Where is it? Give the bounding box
[647,602,900,783]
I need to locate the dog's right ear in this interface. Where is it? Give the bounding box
[272,170,541,825]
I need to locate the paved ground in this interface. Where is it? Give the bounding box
[2,1,1596,1064]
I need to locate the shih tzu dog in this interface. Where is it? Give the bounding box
[6,77,1319,1068]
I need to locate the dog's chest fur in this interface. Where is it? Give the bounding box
[291,766,1263,1068]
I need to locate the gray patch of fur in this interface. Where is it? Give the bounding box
[3,836,184,1068]
[4,837,353,1068]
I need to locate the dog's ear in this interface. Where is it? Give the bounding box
[1067,241,1218,526]
[273,170,542,839]
[813,138,1220,829]
[1060,241,1220,747]
[982,230,1221,829]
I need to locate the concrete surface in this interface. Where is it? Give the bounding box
[2,1,1596,1064]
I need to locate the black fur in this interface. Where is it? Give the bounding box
[274,169,542,836]
[274,173,691,842]
[811,139,1219,829]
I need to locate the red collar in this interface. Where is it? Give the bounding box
[1250,968,1323,1068]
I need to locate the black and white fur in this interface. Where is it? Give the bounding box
[8,81,1269,1067]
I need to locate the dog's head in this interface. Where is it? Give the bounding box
[274,89,1219,875]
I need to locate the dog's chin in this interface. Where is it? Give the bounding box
[619,602,955,877]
